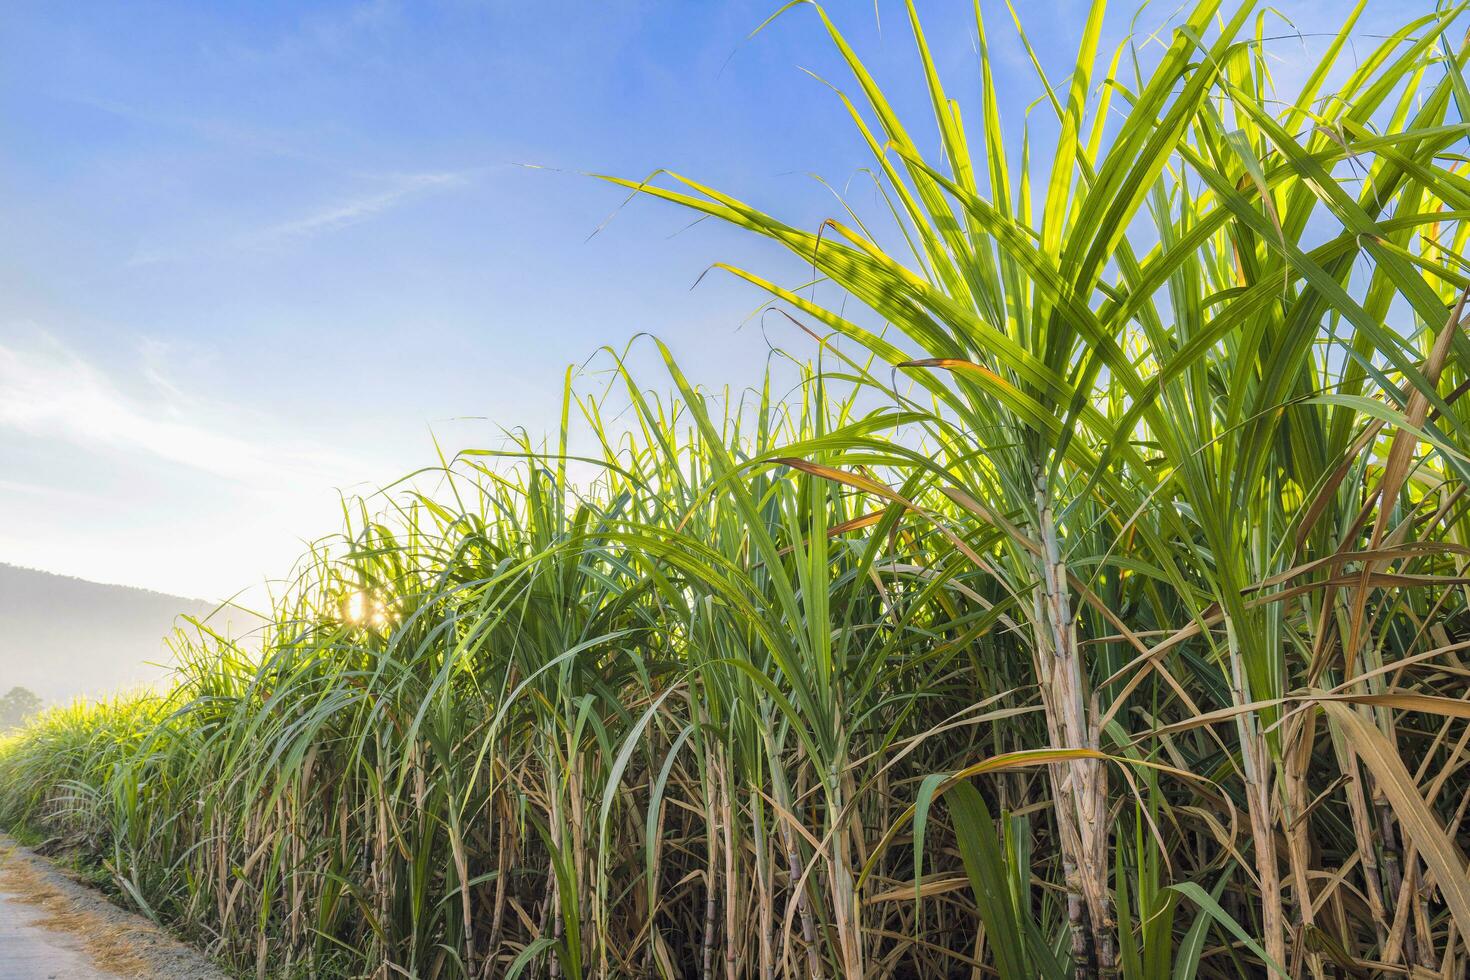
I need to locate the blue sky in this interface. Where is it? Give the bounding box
[0,0,1407,600]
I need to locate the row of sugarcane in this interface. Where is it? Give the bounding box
[6,0,1470,976]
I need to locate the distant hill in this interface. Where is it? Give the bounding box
[0,563,261,705]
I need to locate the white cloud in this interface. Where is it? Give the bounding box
[0,334,358,486]
[119,170,474,268]
[246,171,471,245]
[0,333,399,602]
[0,478,103,503]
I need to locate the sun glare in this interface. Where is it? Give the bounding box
[341,590,390,628]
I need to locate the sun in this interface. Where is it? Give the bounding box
[341,590,390,628]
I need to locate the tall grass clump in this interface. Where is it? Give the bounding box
[4,0,1470,977]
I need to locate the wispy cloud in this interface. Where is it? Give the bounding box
[0,478,104,503]
[123,170,476,267]
[243,171,472,246]
[0,334,358,487]
[62,93,325,165]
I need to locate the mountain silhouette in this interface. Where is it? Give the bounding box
[0,563,261,704]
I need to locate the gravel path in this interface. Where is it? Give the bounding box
[0,837,227,980]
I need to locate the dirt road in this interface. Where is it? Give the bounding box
[0,837,225,980]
